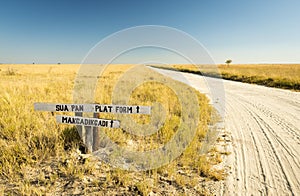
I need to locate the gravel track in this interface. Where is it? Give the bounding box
[152,67,300,195]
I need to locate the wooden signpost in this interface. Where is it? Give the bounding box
[34,103,151,152]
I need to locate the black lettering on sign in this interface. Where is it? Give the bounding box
[102,106,109,113]
[56,105,69,111]
[136,106,140,113]
[95,105,113,113]
[95,105,100,112]
[58,115,119,128]
[98,120,108,127]
[68,117,75,124]
[71,105,84,112]
[62,116,68,123]
[80,118,84,124]
[116,106,133,113]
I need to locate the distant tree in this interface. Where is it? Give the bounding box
[32,62,35,64]
[58,62,61,65]
[225,59,232,67]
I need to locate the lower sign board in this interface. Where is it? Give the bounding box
[56,115,120,128]
[34,103,151,114]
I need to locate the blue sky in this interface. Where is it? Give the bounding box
[0,0,299,64]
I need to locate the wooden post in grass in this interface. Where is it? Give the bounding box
[75,112,99,153]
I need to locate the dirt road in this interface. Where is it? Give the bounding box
[151,67,300,195]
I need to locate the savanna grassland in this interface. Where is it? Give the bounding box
[0,64,225,195]
[156,64,300,90]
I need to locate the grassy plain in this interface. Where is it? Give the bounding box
[158,64,300,90]
[0,64,224,195]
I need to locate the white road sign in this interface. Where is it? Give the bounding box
[56,115,120,128]
[34,103,151,114]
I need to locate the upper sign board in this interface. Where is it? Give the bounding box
[34,103,151,114]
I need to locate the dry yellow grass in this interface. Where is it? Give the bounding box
[161,64,300,90]
[219,64,300,89]
[0,64,224,195]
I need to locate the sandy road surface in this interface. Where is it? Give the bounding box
[151,67,300,195]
